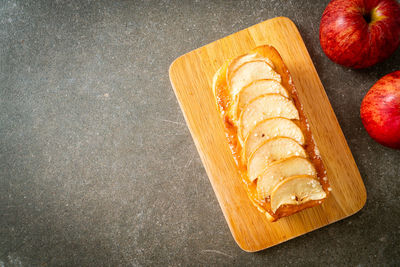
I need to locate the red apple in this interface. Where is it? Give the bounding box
[361,71,400,149]
[319,0,400,68]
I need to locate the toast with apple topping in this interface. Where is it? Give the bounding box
[212,45,330,221]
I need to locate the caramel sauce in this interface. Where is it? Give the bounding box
[214,46,330,221]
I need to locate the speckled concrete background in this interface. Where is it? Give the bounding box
[0,0,399,266]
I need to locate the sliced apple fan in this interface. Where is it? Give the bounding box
[214,49,327,219]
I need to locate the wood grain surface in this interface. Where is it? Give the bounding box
[168,17,366,252]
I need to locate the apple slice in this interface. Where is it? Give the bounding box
[228,61,281,96]
[239,94,299,141]
[212,60,229,97]
[232,79,289,120]
[257,157,316,200]
[270,175,326,212]
[243,118,304,160]
[226,53,274,83]
[247,137,306,182]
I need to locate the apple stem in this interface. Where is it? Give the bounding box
[363,12,372,24]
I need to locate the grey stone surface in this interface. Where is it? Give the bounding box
[0,0,399,266]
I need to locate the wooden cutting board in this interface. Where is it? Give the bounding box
[168,17,366,252]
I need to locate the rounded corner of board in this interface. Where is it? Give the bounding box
[169,55,185,77]
[352,176,368,215]
[356,187,368,213]
[234,240,264,253]
[268,16,296,27]
[343,186,368,220]
[231,232,272,253]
